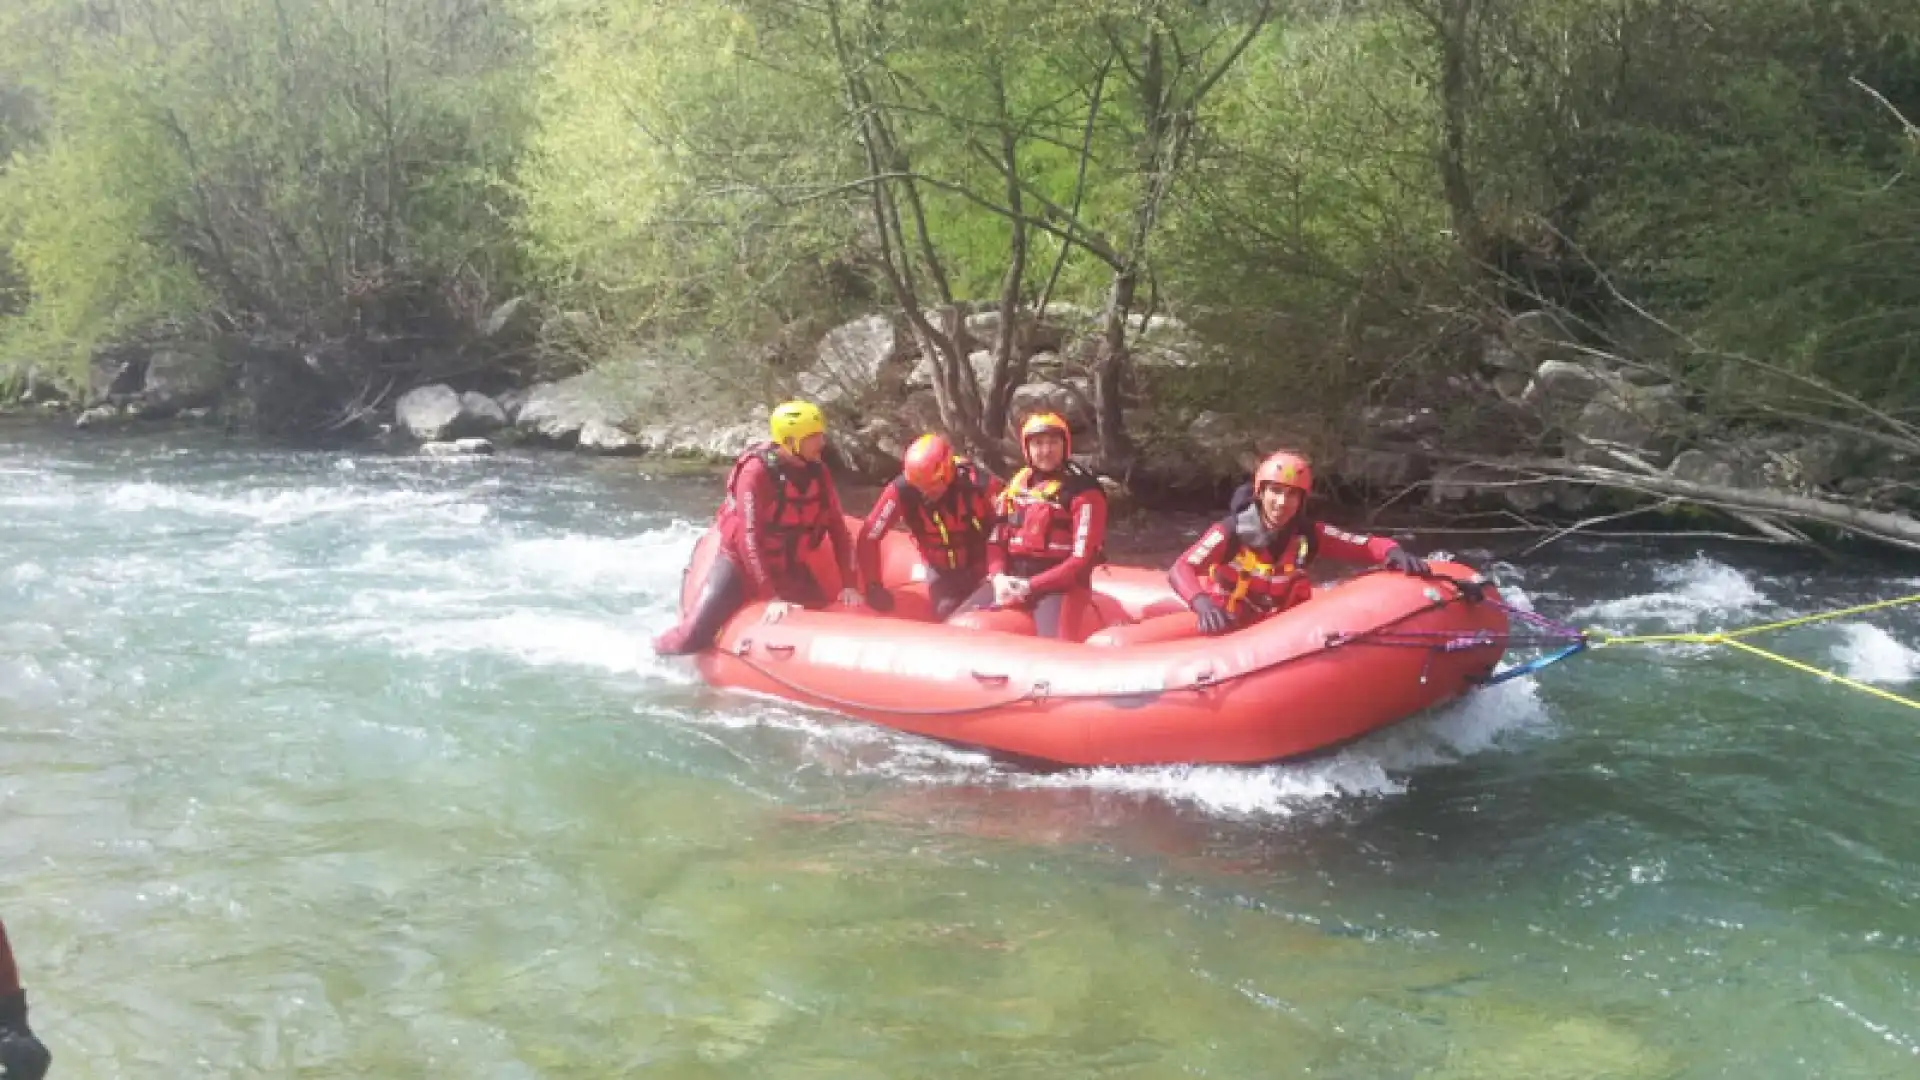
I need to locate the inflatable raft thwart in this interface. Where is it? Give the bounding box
[672,519,1511,768]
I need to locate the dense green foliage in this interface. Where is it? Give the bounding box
[2,0,1916,433]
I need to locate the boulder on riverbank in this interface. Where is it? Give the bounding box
[30,301,1919,551]
[395,384,508,442]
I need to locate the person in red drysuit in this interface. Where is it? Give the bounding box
[1171,449,1430,635]
[857,433,1004,620]
[0,919,51,1080]
[948,412,1108,639]
[652,400,861,655]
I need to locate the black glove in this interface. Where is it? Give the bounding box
[0,989,51,1080]
[1383,546,1430,576]
[1191,593,1234,636]
[863,582,895,613]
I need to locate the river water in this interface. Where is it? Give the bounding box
[2,421,1917,1077]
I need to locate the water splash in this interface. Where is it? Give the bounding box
[1831,623,1920,686]
[1573,555,1768,629]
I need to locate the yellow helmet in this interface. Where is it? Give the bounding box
[769,400,827,456]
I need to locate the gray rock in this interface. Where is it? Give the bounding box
[17,364,67,405]
[808,314,903,404]
[495,387,529,423]
[396,385,514,441]
[1521,359,1607,424]
[1130,323,1205,369]
[1509,310,1581,365]
[837,416,909,475]
[480,296,532,339]
[1479,337,1533,374]
[1492,371,1531,402]
[421,437,496,457]
[1782,435,1841,490]
[578,418,642,455]
[142,348,226,412]
[516,376,619,446]
[1184,410,1248,471]
[1334,447,1431,490]
[911,347,1005,394]
[1615,363,1670,387]
[897,390,943,437]
[88,343,148,403]
[1427,463,1513,505]
[1502,477,1554,513]
[1362,406,1444,440]
[1549,479,1596,514]
[963,310,1069,356]
[395,385,464,441]
[1010,379,1094,431]
[1568,382,1687,465]
[74,404,121,429]
[458,391,508,433]
[1669,448,1737,488]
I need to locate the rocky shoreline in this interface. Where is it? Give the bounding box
[7,306,1918,550]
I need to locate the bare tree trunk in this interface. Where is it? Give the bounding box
[1090,19,1172,470]
[1093,269,1139,468]
[824,0,991,453]
[1035,58,1109,318]
[1462,455,1920,554]
[1413,0,1484,260]
[982,64,1028,451]
[1087,1,1272,472]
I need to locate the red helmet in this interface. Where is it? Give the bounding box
[902,433,956,495]
[1019,411,1071,463]
[1254,450,1313,496]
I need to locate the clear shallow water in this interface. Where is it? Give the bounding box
[2,423,1918,1077]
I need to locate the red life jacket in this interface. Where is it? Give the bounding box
[895,460,995,572]
[720,442,833,572]
[999,464,1097,567]
[1206,517,1317,617]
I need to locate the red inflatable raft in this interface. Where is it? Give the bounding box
[670,520,1510,768]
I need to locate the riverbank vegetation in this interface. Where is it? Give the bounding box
[2,0,1918,542]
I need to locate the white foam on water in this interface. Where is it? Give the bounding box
[1013,759,1401,816]
[1831,623,1920,685]
[244,521,706,686]
[489,521,705,596]
[1496,584,1536,614]
[4,562,47,588]
[1007,678,1551,816]
[389,612,669,676]
[681,674,1552,819]
[1573,554,1768,630]
[0,478,492,528]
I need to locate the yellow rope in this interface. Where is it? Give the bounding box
[1713,592,1920,640]
[1719,638,1920,712]
[1582,591,1920,711]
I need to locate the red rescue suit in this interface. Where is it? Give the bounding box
[1170,485,1399,625]
[0,918,50,1080]
[857,460,1002,585]
[717,442,855,599]
[989,463,1108,596]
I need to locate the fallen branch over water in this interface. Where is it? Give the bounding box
[1438,454,1920,555]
